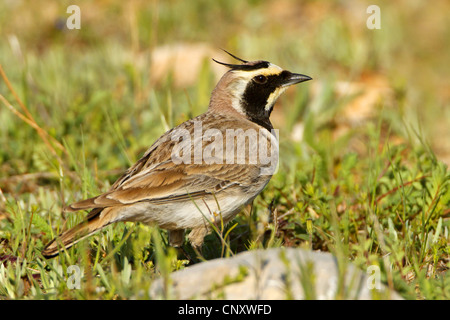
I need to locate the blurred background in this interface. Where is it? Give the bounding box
[0,0,449,299]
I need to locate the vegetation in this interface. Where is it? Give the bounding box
[0,0,448,299]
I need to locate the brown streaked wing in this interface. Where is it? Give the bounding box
[66,161,260,211]
[66,111,269,210]
[92,162,261,205]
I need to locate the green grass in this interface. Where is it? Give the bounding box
[0,0,449,299]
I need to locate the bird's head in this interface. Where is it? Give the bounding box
[209,50,312,130]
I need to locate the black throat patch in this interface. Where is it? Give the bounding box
[240,70,292,131]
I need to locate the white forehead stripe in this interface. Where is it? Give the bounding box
[232,63,283,80]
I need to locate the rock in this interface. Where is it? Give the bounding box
[149,248,403,300]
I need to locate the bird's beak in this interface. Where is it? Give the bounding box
[282,73,312,87]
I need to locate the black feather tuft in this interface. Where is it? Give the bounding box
[212,57,270,71]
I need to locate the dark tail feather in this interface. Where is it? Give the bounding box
[42,208,107,258]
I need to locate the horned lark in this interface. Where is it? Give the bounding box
[42,51,311,258]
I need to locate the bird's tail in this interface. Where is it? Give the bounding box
[42,208,111,258]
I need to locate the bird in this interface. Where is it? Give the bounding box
[42,50,312,258]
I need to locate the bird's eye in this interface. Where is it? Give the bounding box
[254,75,267,84]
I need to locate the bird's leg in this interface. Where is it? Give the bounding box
[168,229,185,247]
[245,201,254,218]
[188,226,210,247]
[168,229,197,263]
[188,226,210,259]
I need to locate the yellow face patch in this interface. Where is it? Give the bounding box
[264,86,287,112]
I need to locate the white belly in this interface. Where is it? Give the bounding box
[113,193,256,230]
